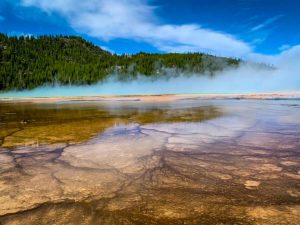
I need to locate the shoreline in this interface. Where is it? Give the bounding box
[1,92,300,103]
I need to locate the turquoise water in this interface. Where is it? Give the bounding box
[1,77,299,97]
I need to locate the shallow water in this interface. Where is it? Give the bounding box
[0,99,300,224]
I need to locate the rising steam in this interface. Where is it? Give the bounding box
[1,47,300,97]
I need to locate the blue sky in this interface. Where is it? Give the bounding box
[0,0,299,60]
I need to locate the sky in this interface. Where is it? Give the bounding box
[1,0,300,63]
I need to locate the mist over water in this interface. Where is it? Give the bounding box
[1,48,300,97]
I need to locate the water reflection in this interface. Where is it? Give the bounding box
[0,101,222,148]
[0,99,300,224]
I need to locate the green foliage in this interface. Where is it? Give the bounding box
[0,33,241,91]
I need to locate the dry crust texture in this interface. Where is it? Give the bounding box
[0,98,299,224]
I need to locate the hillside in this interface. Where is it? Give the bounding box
[0,34,241,91]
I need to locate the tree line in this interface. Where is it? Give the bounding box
[0,33,241,91]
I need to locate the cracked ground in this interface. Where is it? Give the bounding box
[0,99,300,224]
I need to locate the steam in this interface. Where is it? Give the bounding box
[1,47,299,97]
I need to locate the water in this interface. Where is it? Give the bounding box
[0,98,300,224]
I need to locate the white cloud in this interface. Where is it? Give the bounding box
[250,15,283,32]
[277,45,300,66]
[19,0,300,66]
[21,0,251,57]
[248,45,300,65]
[278,44,291,51]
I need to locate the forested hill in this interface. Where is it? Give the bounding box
[0,33,241,91]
